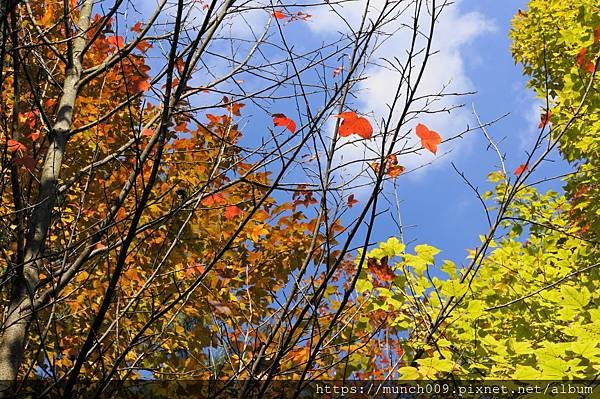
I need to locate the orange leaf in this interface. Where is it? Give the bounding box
[39,5,54,27]
[595,25,600,44]
[415,123,441,154]
[576,48,596,73]
[141,128,154,137]
[207,114,223,124]
[272,113,297,133]
[6,139,27,153]
[136,79,151,92]
[222,97,245,116]
[175,122,188,132]
[201,193,227,206]
[136,40,153,52]
[224,205,243,219]
[335,111,373,139]
[514,164,528,176]
[367,256,394,283]
[106,35,125,49]
[131,21,143,33]
[185,262,205,277]
[272,10,286,20]
[387,165,405,178]
[175,58,186,74]
[347,194,358,208]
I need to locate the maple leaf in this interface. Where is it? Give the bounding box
[131,21,143,33]
[6,139,27,153]
[201,193,227,206]
[222,97,246,116]
[28,132,40,141]
[272,113,297,133]
[335,111,373,139]
[106,35,125,49]
[175,122,188,132]
[387,165,405,178]
[141,128,154,137]
[576,48,596,74]
[272,10,286,20]
[347,194,358,208]
[415,123,442,154]
[185,262,205,277]
[136,40,153,53]
[367,256,395,283]
[136,79,151,92]
[207,114,224,124]
[249,224,269,241]
[175,58,186,74]
[538,111,552,128]
[224,205,243,219]
[514,163,528,176]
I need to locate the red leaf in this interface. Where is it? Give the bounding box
[224,205,243,219]
[6,139,27,153]
[272,10,286,20]
[347,194,358,208]
[538,111,552,129]
[367,256,394,283]
[514,164,528,176]
[141,128,154,137]
[28,132,40,141]
[335,111,373,139]
[272,113,297,133]
[415,123,441,154]
[106,35,125,49]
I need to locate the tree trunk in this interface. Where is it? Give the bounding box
[0,0,93,388]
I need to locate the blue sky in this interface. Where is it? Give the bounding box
[132,0,569,265]
[374,0,570,264]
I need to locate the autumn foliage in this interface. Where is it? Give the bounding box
[1,0,596,397]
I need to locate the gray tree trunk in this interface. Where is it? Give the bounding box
[0,0,94,388]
